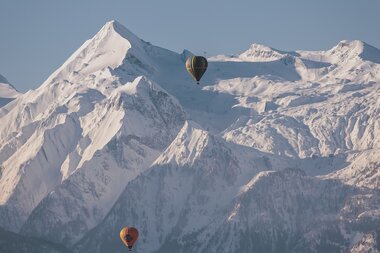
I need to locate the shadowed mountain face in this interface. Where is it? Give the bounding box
[0,73,20,107]
[0,227,72,253]
[0,20,379,253]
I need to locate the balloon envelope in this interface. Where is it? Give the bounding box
[186,56,208,84]
[120,227,139,251]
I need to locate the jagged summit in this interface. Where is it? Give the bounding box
[208,43,292,62]
[211,39,380,66]
[122,75,154,95]
[239,43,298,62]
[41,20,149,87]
[326,40,380,62]
[337,40,380,64]
[154,120,209,166]
[331,40,369,53]
[101,20,143,47]
[295,39,380,65]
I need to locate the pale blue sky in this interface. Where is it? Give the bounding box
[1,0,379,91]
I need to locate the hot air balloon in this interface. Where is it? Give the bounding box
[186,56,208,84]
[120,227,139,251]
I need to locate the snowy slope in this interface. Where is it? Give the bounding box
[0,21,185,234]
[76,153,376,253]
[75,121,287,253]
[0,74,20,107]
[326,149,380,189]
[21,76,185,245]
[0,20,379,253]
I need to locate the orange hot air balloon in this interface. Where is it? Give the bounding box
[120,227,139,251]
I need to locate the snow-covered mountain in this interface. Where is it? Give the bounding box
[0,20,379,253]
[209,43,298,62]
[0,74,20,107]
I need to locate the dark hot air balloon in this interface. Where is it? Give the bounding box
[120,227,139,251]
[186,56,208,84]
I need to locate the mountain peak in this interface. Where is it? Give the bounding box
[100,20,141,46]
[104,19,119,27]
[121,76,165,96]
[336,39,364,48]
[328,40,380,63]
[239,43,284,61]
[41,20,147,86]
[239,43,298,62]
[332,40,365,54]
[154,121,210,166]
[246,43,277,52]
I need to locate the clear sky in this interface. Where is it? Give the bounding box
[1,0,379,92]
